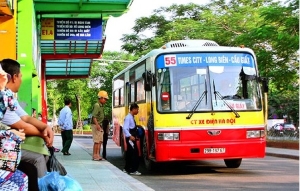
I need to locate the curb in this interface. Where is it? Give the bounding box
[73,134,93,138]
[71,134,113,139]
[266,152,299,160]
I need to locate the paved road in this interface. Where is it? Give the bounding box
[75,137,299,191]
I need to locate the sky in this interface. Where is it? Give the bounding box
[104,0,210,52]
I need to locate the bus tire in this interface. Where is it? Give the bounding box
[143,135,154,171]
[120,126,126,158]
[224,158,242,168]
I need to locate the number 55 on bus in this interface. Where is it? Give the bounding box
[112,40,268,170]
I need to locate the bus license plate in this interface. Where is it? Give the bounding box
[204,148,225,154]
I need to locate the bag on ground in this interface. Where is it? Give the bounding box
[38,171,83,191]
[47,147,67,176]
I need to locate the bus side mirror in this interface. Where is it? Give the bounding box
[259,77,269,93]
[142,71,153,91]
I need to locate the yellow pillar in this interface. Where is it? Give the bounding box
[0,0,16,60]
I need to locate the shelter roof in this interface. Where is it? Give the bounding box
[34,0,133,79]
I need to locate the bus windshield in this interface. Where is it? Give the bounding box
[155,52,262,112]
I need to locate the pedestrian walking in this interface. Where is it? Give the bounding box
[58,98,73,155]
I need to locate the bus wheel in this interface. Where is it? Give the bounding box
[120,126,126,158]
[143,136,154,171]
[224,158,242,168]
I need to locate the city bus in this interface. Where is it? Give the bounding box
[112,40,268,170]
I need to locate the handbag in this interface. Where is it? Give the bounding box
[0,130,22,172]
[47,147,67,176]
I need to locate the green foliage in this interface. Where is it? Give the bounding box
[83,124,91,130]
[268,83,299,124]
[47,79,91,122]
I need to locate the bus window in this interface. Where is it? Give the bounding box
[157,66,212,112]
[113,90,119,106]
[130,83,135,103]
[120,87,124,105]
[157,69,171,111]
[113,75,124,90]
[129,67,136,103]
[136,80,145,102]
[113,75,125,107]
[210,66,262,110]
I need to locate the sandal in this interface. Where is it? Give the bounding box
[92,158,104,161]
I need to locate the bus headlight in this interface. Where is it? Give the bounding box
[158,133,180,140]
[247,130,265,138]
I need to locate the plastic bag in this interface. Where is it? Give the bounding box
[47,147,67,176]
[38,171,83,191]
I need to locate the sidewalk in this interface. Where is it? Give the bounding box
[52,136,154,191]
[266,147,299,160]
[53,135,298,191]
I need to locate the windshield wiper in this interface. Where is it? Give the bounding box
[186,80,208,119]
[213,80,240,118]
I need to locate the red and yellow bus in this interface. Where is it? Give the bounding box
[112,40,268,170]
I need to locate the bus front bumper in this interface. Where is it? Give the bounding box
[154,140,266,162]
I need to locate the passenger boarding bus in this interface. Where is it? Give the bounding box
[112,40,268,170]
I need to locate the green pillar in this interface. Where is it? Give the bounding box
[32,74,39,115]
[17,0,40,115]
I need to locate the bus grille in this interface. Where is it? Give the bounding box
[170,43,187,48]
[165,40,219,48]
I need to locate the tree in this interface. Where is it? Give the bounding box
[121,3,207,56]
[243,0,299,124]
[46,78,91,123]
[121,1,276,55]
